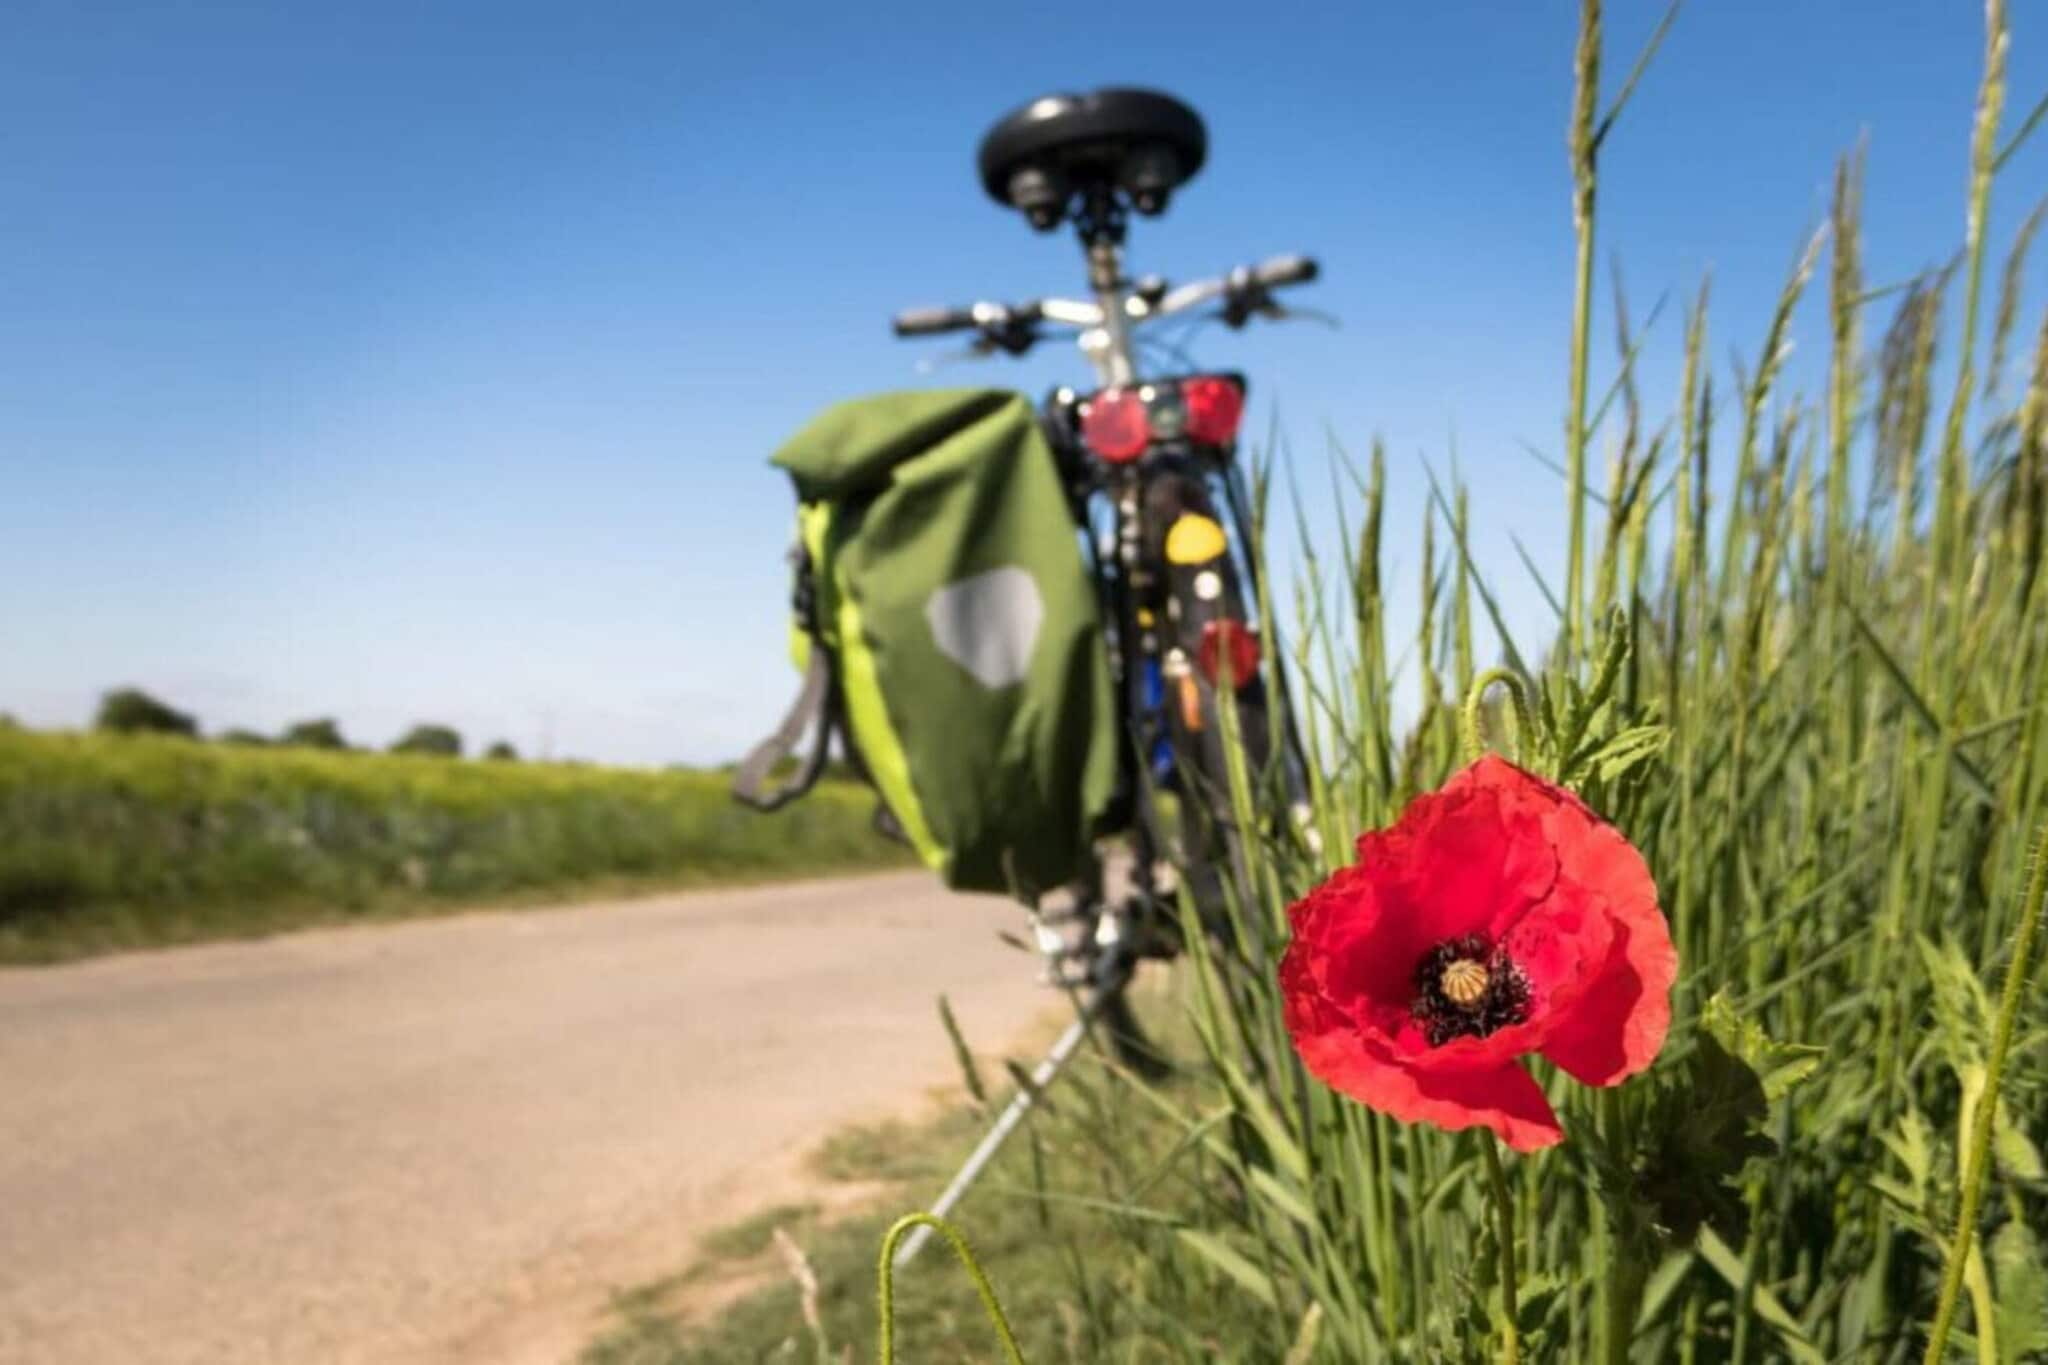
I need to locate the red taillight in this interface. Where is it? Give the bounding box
[1182,375,1244,446]
[1081,388,1150,462]
[1197,619,1261,689]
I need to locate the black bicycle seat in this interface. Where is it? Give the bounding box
[978,88,1206,228]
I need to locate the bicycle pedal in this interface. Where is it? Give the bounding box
[1029,920,1082,959]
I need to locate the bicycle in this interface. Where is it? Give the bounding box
[885,86,1324,1062]
[877,87,1325,1264]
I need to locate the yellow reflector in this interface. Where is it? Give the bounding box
[1165,514,1228,565]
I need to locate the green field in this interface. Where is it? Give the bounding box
[0,726,910,963]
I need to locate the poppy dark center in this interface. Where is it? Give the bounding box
[1410,933,1532,1046]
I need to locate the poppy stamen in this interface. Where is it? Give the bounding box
[1410,933,1532,1046]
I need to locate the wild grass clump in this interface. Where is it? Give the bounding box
[860,3,2048,1362]
[0,727,907,962]
[1092,3,2048,1360]
[579,4,2046,1359]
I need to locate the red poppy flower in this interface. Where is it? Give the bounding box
[1279,754,1676,1151]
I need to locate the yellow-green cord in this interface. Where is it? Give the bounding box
[878,1212,1027,1365]
[1922,820,2048,1363]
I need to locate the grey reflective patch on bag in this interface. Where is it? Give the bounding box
[925,566,1043,689]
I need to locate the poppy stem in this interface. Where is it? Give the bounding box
[1596,1085,1646,1365]
[1480,1134,1522,1365]
[1462,668,1537,767]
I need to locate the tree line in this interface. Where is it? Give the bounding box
[91,688,520,761]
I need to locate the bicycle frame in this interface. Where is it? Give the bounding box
[1082,237,1139,386]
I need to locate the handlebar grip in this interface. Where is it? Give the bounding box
[1252,254,1319,288]
[892,306,977,337]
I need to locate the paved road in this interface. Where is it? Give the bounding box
[0,874,1054,1364]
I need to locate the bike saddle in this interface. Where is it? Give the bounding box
[977,87,1207,229]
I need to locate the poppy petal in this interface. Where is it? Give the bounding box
[1539,922,1675,1086]
[1357,759,1558,944]
[1296,1026,1563,1152]
[1402,1059,1565,1153]
[1536,812,1675,1086]
[1498,889,1616,1027]
[1295,864,1429,1024]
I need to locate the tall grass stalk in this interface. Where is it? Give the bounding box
[1922,821,2048,1362]
[1563,0,1602,662]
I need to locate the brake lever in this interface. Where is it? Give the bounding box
[913,338,999,374]
[1259,302,1342,330]
[979,317,1041,356]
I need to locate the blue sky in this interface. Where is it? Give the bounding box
[4,1,2043,764]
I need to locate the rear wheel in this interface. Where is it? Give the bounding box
[1063,461,1299,1068]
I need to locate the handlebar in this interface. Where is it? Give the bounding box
[892,299,1049,340]
[892,305,977,338]
[1250,254,1318,288]
[892,254,1320,362]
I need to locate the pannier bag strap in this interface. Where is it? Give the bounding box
[732,647,837,811]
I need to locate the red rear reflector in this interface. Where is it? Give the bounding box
[1182,376,1245,446]
[1081,388,1150,462]
[1197,619,1261,689]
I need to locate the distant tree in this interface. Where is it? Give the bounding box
[483,740,519,762]
[95,688,198,737]
[391,724,462,758]
[280,718,349,750]
[217,728,272,747]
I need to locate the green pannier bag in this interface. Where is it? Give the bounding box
[733,388,1119,898]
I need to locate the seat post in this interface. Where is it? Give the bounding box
[1076,187,1137,387]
